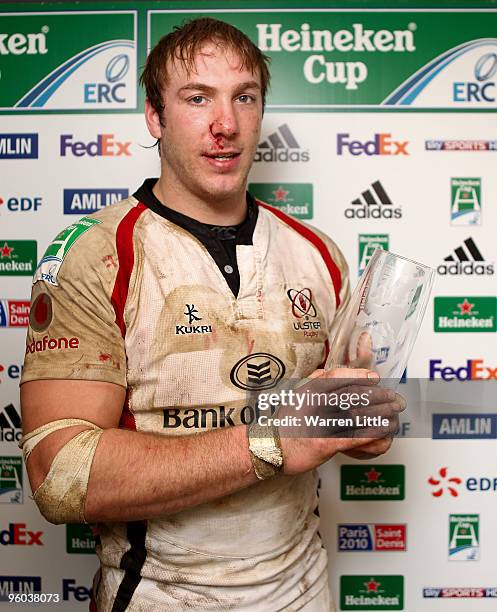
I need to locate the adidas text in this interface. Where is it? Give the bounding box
[254,149,310,163]
[345,207,402,219]
[437,262,494,275]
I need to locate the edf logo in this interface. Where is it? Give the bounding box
[84,54,130,104]
[453,53,497,102]
[60,134,131,157]
[0,196,42,212]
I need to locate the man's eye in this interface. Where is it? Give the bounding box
[237,95,254,103]
[190,95,206,104]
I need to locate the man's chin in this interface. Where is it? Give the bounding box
[198,178,246,203]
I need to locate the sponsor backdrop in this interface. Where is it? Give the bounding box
[1,1,496,609]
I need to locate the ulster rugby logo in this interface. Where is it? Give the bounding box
[287,288,321,337]
[230,353,285,390]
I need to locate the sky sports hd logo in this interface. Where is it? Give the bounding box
[0,134,38,159]
[248,183,313,219]
[434,297,496,332]
[254,124,309,162]
[451,178,481,225]
[433,414,497,440]
[0,457,23,504]
[340,575,403,610]
[337,133,409,156]
[0,12,136,111]
[424,587,497,599]
[438,237,494,276]
[63,189,128,214]
[341,465,405,501]
[338,524,406,552]
[426,139,497,151]
[429,359,496,380]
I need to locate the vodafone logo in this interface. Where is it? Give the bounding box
[26,335,79,354]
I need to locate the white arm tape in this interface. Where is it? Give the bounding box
[19,419,103,524]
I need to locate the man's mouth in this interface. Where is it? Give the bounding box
[204,151,240,161]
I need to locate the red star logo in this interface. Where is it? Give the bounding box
[365,578,380,593]
[457,298,474,315]
[0,242,13,258]
[273,186,289,202]
[365,467,381,482]
[428,467,462,497]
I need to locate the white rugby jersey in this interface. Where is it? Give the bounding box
[22,179,349,611]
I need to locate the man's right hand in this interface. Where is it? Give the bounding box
[278,367,403,476]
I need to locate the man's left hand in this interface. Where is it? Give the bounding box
[342,391,406,459]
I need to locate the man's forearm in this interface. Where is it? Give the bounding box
[84,425,258,522]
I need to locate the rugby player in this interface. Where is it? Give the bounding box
[20,18,403,611]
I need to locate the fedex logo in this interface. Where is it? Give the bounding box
[0,523,42,546]
[337,133,409,156]
[60,134,131,157]
[429,359,497,381]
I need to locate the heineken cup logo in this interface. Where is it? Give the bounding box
[257,23,416,90]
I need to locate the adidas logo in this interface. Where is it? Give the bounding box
[0,403,22,442]
[438,237,494,276]
[254,123,309,163]
[345,180,402,219]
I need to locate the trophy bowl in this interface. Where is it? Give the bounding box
[326,249,435,386]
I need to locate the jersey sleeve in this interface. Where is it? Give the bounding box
[21,215,126,387]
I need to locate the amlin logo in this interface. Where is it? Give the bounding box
[63,189,128,214]
[0,134,38,159]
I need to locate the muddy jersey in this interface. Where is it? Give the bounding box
[22,181,350,611]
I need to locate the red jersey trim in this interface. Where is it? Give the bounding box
[256,200,343,308]
[111,202,147,337]
[111,202,147,432]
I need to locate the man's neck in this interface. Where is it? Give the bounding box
[152,173,247,226]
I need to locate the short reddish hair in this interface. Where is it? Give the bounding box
[140,17,271,114]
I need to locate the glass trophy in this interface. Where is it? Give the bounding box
[325,249,434,386]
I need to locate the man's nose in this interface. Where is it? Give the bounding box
[209,104,239,138]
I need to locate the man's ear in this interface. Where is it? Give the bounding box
[144,98,163,138]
